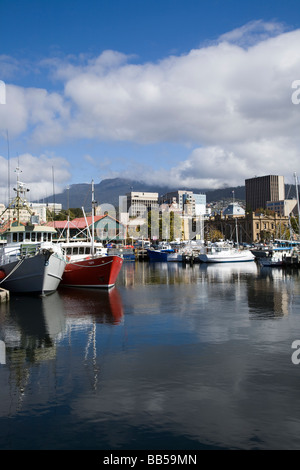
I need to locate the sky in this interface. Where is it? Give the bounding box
[1,0,300,203]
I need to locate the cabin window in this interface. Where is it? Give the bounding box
[79,247,84,255]
[25,232,30,240]
[86,247,90,255]
[37,233,41,242]
[43,233,47,241]
[13,233,18,242]
[32,233,36,241]
[66,248,72,255]
[19,233,23,242]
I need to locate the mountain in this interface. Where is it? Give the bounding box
[42,178,246,211]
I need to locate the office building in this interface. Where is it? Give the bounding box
[245,175,285,212]
[126,191,159,217]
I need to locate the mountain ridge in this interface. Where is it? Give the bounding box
[43,177,246,211]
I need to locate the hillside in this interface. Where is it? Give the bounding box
[43,178,246,211]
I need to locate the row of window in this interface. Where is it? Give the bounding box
[11,232,53,243]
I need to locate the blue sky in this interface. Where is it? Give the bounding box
[1,0,300,202]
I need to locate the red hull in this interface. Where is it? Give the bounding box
[61,255,123,288]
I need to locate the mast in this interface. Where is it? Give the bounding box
[91,180,95,256]
[294,172,300,236]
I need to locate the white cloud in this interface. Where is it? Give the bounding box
[0,153,70,204]
[1,20,300,189]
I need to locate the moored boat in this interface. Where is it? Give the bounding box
[59,241,123,288]
[58,180,123,288]
[0,175,66,295]
[199,244,255,263]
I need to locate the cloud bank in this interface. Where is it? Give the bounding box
[1,20,300,194]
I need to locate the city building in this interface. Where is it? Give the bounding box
[266,199,298,217]
[126,191,159,217]
[205,212,290,243]
[245,175,285,212]
[160,190,206,216]
[46,214,126,242]
[223,202,245,217]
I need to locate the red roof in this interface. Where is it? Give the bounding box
[46,214,124,229]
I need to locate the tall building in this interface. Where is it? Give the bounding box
[245,175,285,212]
[160,190,207,216]
[126,191,159,217]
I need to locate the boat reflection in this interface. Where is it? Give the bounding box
[59,286,124,325]
[200,261,259,282]
[119,261,200,287]
[0,288,123,369]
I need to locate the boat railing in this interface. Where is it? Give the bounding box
[0,244,41,265]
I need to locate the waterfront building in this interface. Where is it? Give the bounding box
[205,212,290,244]
[160,190,206,216]
[193,193,207,216]
[245,175,285,212]
[0,201,59,224]
[266,199,298,217]
[47,214,126,242]
[126,191,159,217]
[223,202,245,217]
[46,202,62,215]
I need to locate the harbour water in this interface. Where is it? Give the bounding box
[1,261,300,450]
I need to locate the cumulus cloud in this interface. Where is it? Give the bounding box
[0,153,70,204]
[1,20,300,189]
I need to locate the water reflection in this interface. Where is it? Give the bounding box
[60,286,124,325]
[1,263,300,449]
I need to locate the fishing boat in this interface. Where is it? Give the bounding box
[258,240,300,267]
[59,240,123,288]
[147,242,174,262]
[59,181,123,288]
[0,173,66,295]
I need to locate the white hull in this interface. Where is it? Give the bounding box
[167,253,183,262]
[199,249,255,263]
[0,249,66,295]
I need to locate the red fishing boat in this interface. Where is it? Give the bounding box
[59,180,123,288]
[59,241,123,288]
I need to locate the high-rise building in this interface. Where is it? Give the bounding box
[126,191,159,217]
[245,175,285,212]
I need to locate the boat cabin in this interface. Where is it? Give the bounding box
[60,241,107,259]
[4,223,57,245]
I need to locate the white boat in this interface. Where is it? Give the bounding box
[199,244,255,263]
[0,173,66,295]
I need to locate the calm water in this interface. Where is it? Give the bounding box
[1,261,300,450]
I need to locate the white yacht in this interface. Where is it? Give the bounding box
[199,243,255,263]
